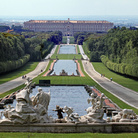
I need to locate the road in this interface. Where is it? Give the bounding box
[79,45,138,109]
[79,45,89,60]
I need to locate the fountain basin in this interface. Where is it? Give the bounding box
[0,122,138,133]
[50,60,78,76]
[59,45,76,54]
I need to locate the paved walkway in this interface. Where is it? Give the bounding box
[79,45,138,109]
[79,45,89,60]
[0,45,57,94]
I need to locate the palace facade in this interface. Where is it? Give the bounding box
[24,18,113,36]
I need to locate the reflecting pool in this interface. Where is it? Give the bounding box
[51,60,77,75]
[32,86,89,118]
[0,86,109,119]
[59,45,76,54]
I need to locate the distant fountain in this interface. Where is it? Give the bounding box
[67,36,70,44]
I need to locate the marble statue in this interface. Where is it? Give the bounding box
[112,112,122,122]
[83,93,106,123]
[32,87,52,123]
[63,106,80,123]
[112,109,138,122]
[0,79,53,124]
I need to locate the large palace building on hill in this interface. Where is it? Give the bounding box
[24,18,113,36]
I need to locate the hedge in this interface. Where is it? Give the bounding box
[0,54,30,74]
[101,55,138,78]
[42,42,54,59]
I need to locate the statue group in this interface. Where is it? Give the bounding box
[0,80,137,124]
[0,79,53,124]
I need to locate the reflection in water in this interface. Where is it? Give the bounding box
[59,45,76,54]
[51,60,77,75]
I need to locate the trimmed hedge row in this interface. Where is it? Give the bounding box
[0,54,30,74]
[42,42,54,59]
[101,55,138,78]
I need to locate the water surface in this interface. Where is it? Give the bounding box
[59,45,76,54]
[51,60,77,75]
[0,86,109,119]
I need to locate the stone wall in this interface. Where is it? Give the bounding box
[0,123,138,133]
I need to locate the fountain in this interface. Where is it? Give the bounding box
[0,81,138,133]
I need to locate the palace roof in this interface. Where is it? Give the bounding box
[25,20,112,24]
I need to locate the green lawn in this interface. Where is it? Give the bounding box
[54,45,60,54]
[69,36,75,44]
[51,54,82,60]
[62,36,67,44]
[77,45,81,54]
[0,62,38,84]
[92,62,138,92]
[0,132,138,138]
[62,36,75,44]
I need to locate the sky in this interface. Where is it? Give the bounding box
[0,0,138,17]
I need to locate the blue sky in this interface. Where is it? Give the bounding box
[0,0,138,16]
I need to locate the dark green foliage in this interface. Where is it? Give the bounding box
[0,54,30,74]
[83,28,138,78]
[82,33,105,61]
[74,32,92,44]
[77,35,85,45]
[90,51,101,62]
[0,31,62,74]
[0,33,25,61]
[101,55,138,78]
[11,25,33,33]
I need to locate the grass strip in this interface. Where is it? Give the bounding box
[92,62,138,92]
[51,54,82,60]
[54,45,60,54]
[62,36,67,44]
[77,45,81,54]
[0,132,138,138]
[62,36,75,44]
[0,62,38,85]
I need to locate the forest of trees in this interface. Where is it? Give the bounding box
[0,31,62,74]
[80,27,138,78]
